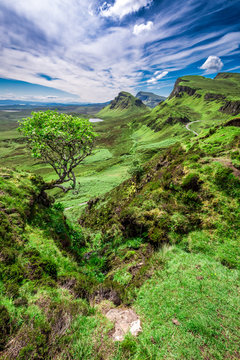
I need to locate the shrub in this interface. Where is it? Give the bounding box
[170,212,190,234]
[181,172,202,191]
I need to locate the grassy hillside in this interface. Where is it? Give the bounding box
[146,72,240,134]
[0,103,187,222]
[1,116,240,359]
[77,118,240,358]
[80,118,240,268]
[1,73,240,359]
[0,168,107,359]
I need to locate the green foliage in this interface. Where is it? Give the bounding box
[128,159,144,182]
[181,172,202,191]
[1,73,240,358]
[214,165,240,196]
[18,110,96,191]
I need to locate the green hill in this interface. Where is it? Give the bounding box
[98,91,149,118]
[146,72,240,134]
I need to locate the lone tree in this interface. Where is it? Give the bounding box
[19,110,96,192]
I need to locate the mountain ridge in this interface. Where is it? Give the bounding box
[145,72,240,132]
[136,91,166,108]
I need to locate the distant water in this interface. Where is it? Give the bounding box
[1,110,20,112]
[89,118,104,123]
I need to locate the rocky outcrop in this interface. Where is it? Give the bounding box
[204,93,226,101]
[168,78,197,99]
[165,116,189,125]
[224,118,240,127]
[219,101,240,115]
[105,308,142,341]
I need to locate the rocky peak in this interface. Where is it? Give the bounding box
[110,91,146,110]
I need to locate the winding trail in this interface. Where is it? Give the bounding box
[65,202,87,211]
[185,120,200,136]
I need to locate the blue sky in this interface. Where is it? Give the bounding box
[0,0,240,103]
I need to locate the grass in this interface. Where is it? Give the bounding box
[123,247,240,360]
[180,73,240,100]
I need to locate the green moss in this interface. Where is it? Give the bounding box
[0,305,11,350]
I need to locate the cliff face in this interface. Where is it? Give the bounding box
[144,73,240,132]
[219,101,240,115]
[168,74,240,115]
[168,78,197,99]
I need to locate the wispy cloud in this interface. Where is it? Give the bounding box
[147,70,168,84]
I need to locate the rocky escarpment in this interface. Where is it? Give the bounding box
[204,93,226,101]
[214,72,240,80]
[168,78,198,99]
[219,101,240,115]
[224,117,240,127]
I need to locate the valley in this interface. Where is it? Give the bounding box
[0,73,240,359]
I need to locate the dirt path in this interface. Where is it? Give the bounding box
[185,120,200,136]
[65,202,87,211]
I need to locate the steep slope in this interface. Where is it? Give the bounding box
[81,118,240,269]
[0,168,111,359]
[146,72,240,133]
[136,91,166,108]
[98,91,149,118]
[76,118,240,358]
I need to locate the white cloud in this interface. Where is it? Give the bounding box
[100,0,152,18]
[133,21,153,35]
[200,55,223,74]
[147,70,168,84]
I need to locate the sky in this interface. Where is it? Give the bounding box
[0,0,240,103]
